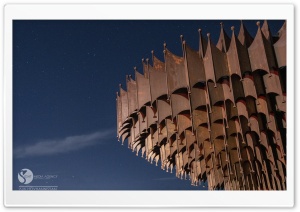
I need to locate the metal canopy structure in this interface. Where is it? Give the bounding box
[116,21,286,190]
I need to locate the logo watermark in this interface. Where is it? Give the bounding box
[18,168,33,184]
[18,168,58,190]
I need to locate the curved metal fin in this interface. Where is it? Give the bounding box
[273,21,286,67]
[261,20,272,42]
[164,48,188,94]
[237,20,253,48]
[198,28,208,58]
[216,22,231,52]
[135,68,151,109]
[142,58,149,78]
[151,50,165,72]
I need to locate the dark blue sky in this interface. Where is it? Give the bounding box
[13,20,284,190]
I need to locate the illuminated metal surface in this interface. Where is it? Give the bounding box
[116,21,286,190]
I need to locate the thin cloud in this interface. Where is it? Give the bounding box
[14,129,114,158]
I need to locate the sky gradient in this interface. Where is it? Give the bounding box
[13,20,284,190]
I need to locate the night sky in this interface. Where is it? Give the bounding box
[13,20,284,190]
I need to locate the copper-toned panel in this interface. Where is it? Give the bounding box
[142,59,149,78]
[249,30,269,72]
[252,71,266,97]
[242,147,254,162]
[256,96,269,118]
[266,145,275,165]
[157,99,171,125]
[158,126,167,145]
[165,49,188,94]
[235,36,252,75]
[196,125,210,144]
[119,124,130,137]
[231,75,245,101]
[190,87,207,110]
[229,149,240,164]
[214,138,225,155]
[178,137,186,153]
[177,114,192,136]
[225,100,238,120]
[263,72,283,97]
[248,29,269,72]
[274,22,286,68]
[165,142,171,160]
[135,70,151,109]
[219,151,229,169]
[249,116,261,138]
[276,160,286,183]
[170,93,190,119]
[210,105,224,123]
[200,158,206,175]
[245,133,255,152]
[127,78,138,115]
[203,39,216,83]
[208,81,225,105]
[216,24,231,52]
[261,21,272,42]
[146,106,157,128]
[138,110,147,134]
[238,21,254,48]
[248,23,276,72]
[261,21,277,68]
[226,120,237,137]
[228,28,252,76]
[242,74,257,99]
[222,79,235,103]
[120,87,129,123]
[170,140,178,159]
[160,144,166,167]
[276,95,286,113]
[245,96,257,117]
[165,118,176,140]
[199,30,208,58]
[259,131,269,150]
[185,130,196,149]
[182,151,189,168]
[236,100,249,119]
[153,55,164,71]
[204,142,213,160]
[267,113,279,136]
[177,152,184,171]
[121,131,130,144]
[193,143,200,161]
[133,119,140,138]
[146,134,153,156]
[151,129,159,147]
[116,93,122,135]
[149,65,168,101]
[192,108,208,128]
[210,40,230,81]
[185,44,206,87]
[210,122,225,140]
[227,135,237,150]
